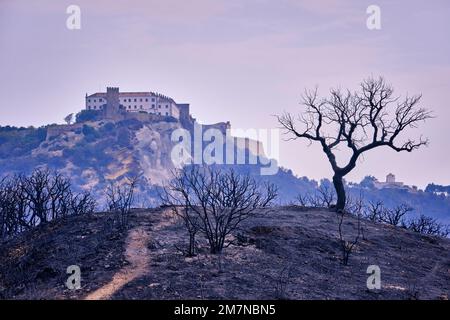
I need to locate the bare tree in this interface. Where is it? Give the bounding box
[316,182,336,208]
[64,113,74,125]
[48,172,72,220]
[380,203,413,226]
[22,169,52,225]
[295,183,335,209]
[106,176,140,230]
[273,264,292,300]
[0,169,96,240]
[160,187,200,256]
[337,195,364,265]
[307,192,330,208]
[70,191,97,216]
[406,214,449,237]
[365,200,384,222]
[0,176,29,239]
[295,193,310,207]
[278,77,432,211]
[163,166,278,254]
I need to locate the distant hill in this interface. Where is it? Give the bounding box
[346,184,450,224]
[426,183,450,195]
[0,116,449,223]
[0,115,318,207]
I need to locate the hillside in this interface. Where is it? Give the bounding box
[0,119,449,223]
[1,207,449,300]
[0,118,319,206]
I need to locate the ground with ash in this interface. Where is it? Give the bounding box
[0,207,449,300]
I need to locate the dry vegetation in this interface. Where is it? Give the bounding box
[1,206,449,300]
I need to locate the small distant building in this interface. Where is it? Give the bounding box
[373,173,407,190]
[85,87,181,119]
[81,87,233,140]
[386,173,396,184]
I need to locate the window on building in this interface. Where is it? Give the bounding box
[158,105,161,108]
[145,98,148,102]
[88,99,91,102]
[94,99,96,102]
[140,98,142,102]
[165,105,168,108]
[152,98,155,102]
[134,98,137,102]
[134,105,137,109]
[99,98,102,102]
[140,106,143,109]
[152,104,155,108]
[165,112,169,116]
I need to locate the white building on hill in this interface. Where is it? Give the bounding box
[373,173,417,191]
[373,173,404,189]
[85,88,180,118]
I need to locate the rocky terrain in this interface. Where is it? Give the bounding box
[0,118,319,207]
[1,119,450,222]
[1,206,449,300]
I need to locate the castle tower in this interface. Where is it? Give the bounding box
[386,173,396,184]
[177,103,190,120]
[105,87,120,118]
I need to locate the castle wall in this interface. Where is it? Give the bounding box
[124,111,172,123]
[46,123,83,139]
[202,121,231,135]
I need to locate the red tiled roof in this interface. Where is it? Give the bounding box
[87,92,152,98]
[120,92,153,97]
[86,93,106,98]
[86,91,175,102]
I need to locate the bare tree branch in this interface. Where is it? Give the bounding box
[277,77,432,210]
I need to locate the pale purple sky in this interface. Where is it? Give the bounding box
[1,0,449,188]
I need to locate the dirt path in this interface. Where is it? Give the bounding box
[84,226,151,300]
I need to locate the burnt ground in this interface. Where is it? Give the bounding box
[0,207,449,300]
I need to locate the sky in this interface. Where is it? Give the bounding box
[0,0,449,188]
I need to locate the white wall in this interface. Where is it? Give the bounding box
[85,93,180,118]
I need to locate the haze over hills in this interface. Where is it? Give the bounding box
[0,105,449,224]
[2,0,450,305]
[0,92,449,301]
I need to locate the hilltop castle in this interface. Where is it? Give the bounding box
[82,86,233,136]
[373,173,418,192]
[85,87,189,120]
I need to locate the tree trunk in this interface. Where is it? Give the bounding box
[333,174,346,211]
[188,233,196,256]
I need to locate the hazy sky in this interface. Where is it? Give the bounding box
[1,0,449,188]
